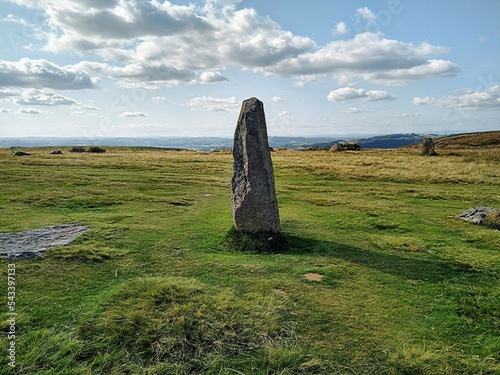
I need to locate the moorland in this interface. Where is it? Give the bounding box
[0,132,499,374]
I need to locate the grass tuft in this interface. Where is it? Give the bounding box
[78,276,309,373]
[485,210,500,229]
[45,244,124,262]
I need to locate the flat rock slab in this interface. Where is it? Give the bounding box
[0,223,89,259]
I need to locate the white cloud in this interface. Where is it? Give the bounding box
[199,71,228,83]
[0,58,98,90]
[152,96,166,103]
[0,108,13,113]
[327,87,395,102]
[272,96,285,102]
[2,2,459,90]
[7,1,315,89]
[357,7,377,22]
[121,111,149,117]
[0,88,19,98]
[363,59,460,86]
[1,14,29,26]
[266,33,459,86]
[187,95,239,112]
[292,74,320,88]
[413,85,500,110]
[79,62,196,88]
[15,89,79,106]
[43,0,211,44]
[278,110,290,116]
[18,107,47,114]
[346,107,361,113]
[334,21,348,36]
[81,104,99,110]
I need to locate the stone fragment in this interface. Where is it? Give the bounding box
[231,97,281,234]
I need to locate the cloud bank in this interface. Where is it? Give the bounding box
[3,1,459,89]
[413,85,500,110]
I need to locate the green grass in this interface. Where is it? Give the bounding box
[0,146,499,374]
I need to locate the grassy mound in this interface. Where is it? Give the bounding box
[435,131,500,148]
[485,209,500,229]
[78,276,320,374]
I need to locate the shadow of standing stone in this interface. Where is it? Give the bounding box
[231,97,282,235]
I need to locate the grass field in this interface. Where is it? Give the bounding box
[0,144,499,374]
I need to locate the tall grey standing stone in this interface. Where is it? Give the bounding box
[421,137,437,155]
[231,97,281,234]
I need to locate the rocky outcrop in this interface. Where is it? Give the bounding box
[231,97,281,234]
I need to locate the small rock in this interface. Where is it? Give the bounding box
[14,151,31,156]
[51,150,63,155]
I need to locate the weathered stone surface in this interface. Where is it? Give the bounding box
[0,223,89,259]
[458,206,500,226]
[231,97,281,234]
[421,137,437,155]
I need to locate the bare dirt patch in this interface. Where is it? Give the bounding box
[0,223,89,259]
[304,273,324,282]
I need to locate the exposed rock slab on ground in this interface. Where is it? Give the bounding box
[0,223,89,259]
[458,207,500,226]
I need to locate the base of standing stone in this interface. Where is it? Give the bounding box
[223,227,288,253]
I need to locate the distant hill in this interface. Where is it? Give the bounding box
[402,131,500,150]
[0,135,420,151]
[306,133,432,150]
[357,133,430,149]
[2,131,498,151]
[433,131,500,148]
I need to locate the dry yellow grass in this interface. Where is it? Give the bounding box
[272,148,500,185]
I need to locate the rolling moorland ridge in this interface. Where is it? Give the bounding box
[0,131,499,374]
[1,132,439,151]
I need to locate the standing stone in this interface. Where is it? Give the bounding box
[231,97,281,234]
[421,137,437,155]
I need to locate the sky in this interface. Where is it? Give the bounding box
[0,0,499,138]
